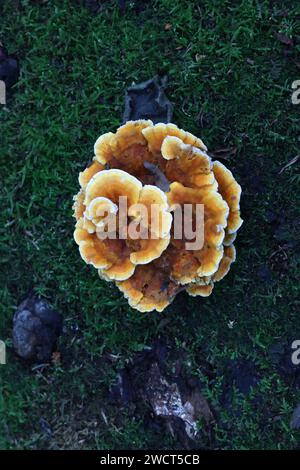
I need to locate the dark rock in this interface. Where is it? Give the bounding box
[123,76,173,124]
[0,45,19,89]
[13,295,63,362]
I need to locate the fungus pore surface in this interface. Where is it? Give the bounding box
[73,120,243,312]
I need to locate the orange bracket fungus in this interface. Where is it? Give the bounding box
[73,120,243,312]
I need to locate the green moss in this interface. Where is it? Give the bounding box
[0,0,299,449]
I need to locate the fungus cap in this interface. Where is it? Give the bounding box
[74,167,172,282]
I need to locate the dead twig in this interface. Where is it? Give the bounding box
[278,155,299,174]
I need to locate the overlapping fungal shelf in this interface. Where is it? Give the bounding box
[73,120,243,312]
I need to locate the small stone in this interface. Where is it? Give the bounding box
[13,295,63,362]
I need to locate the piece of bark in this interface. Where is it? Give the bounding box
[123,76,173,124]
